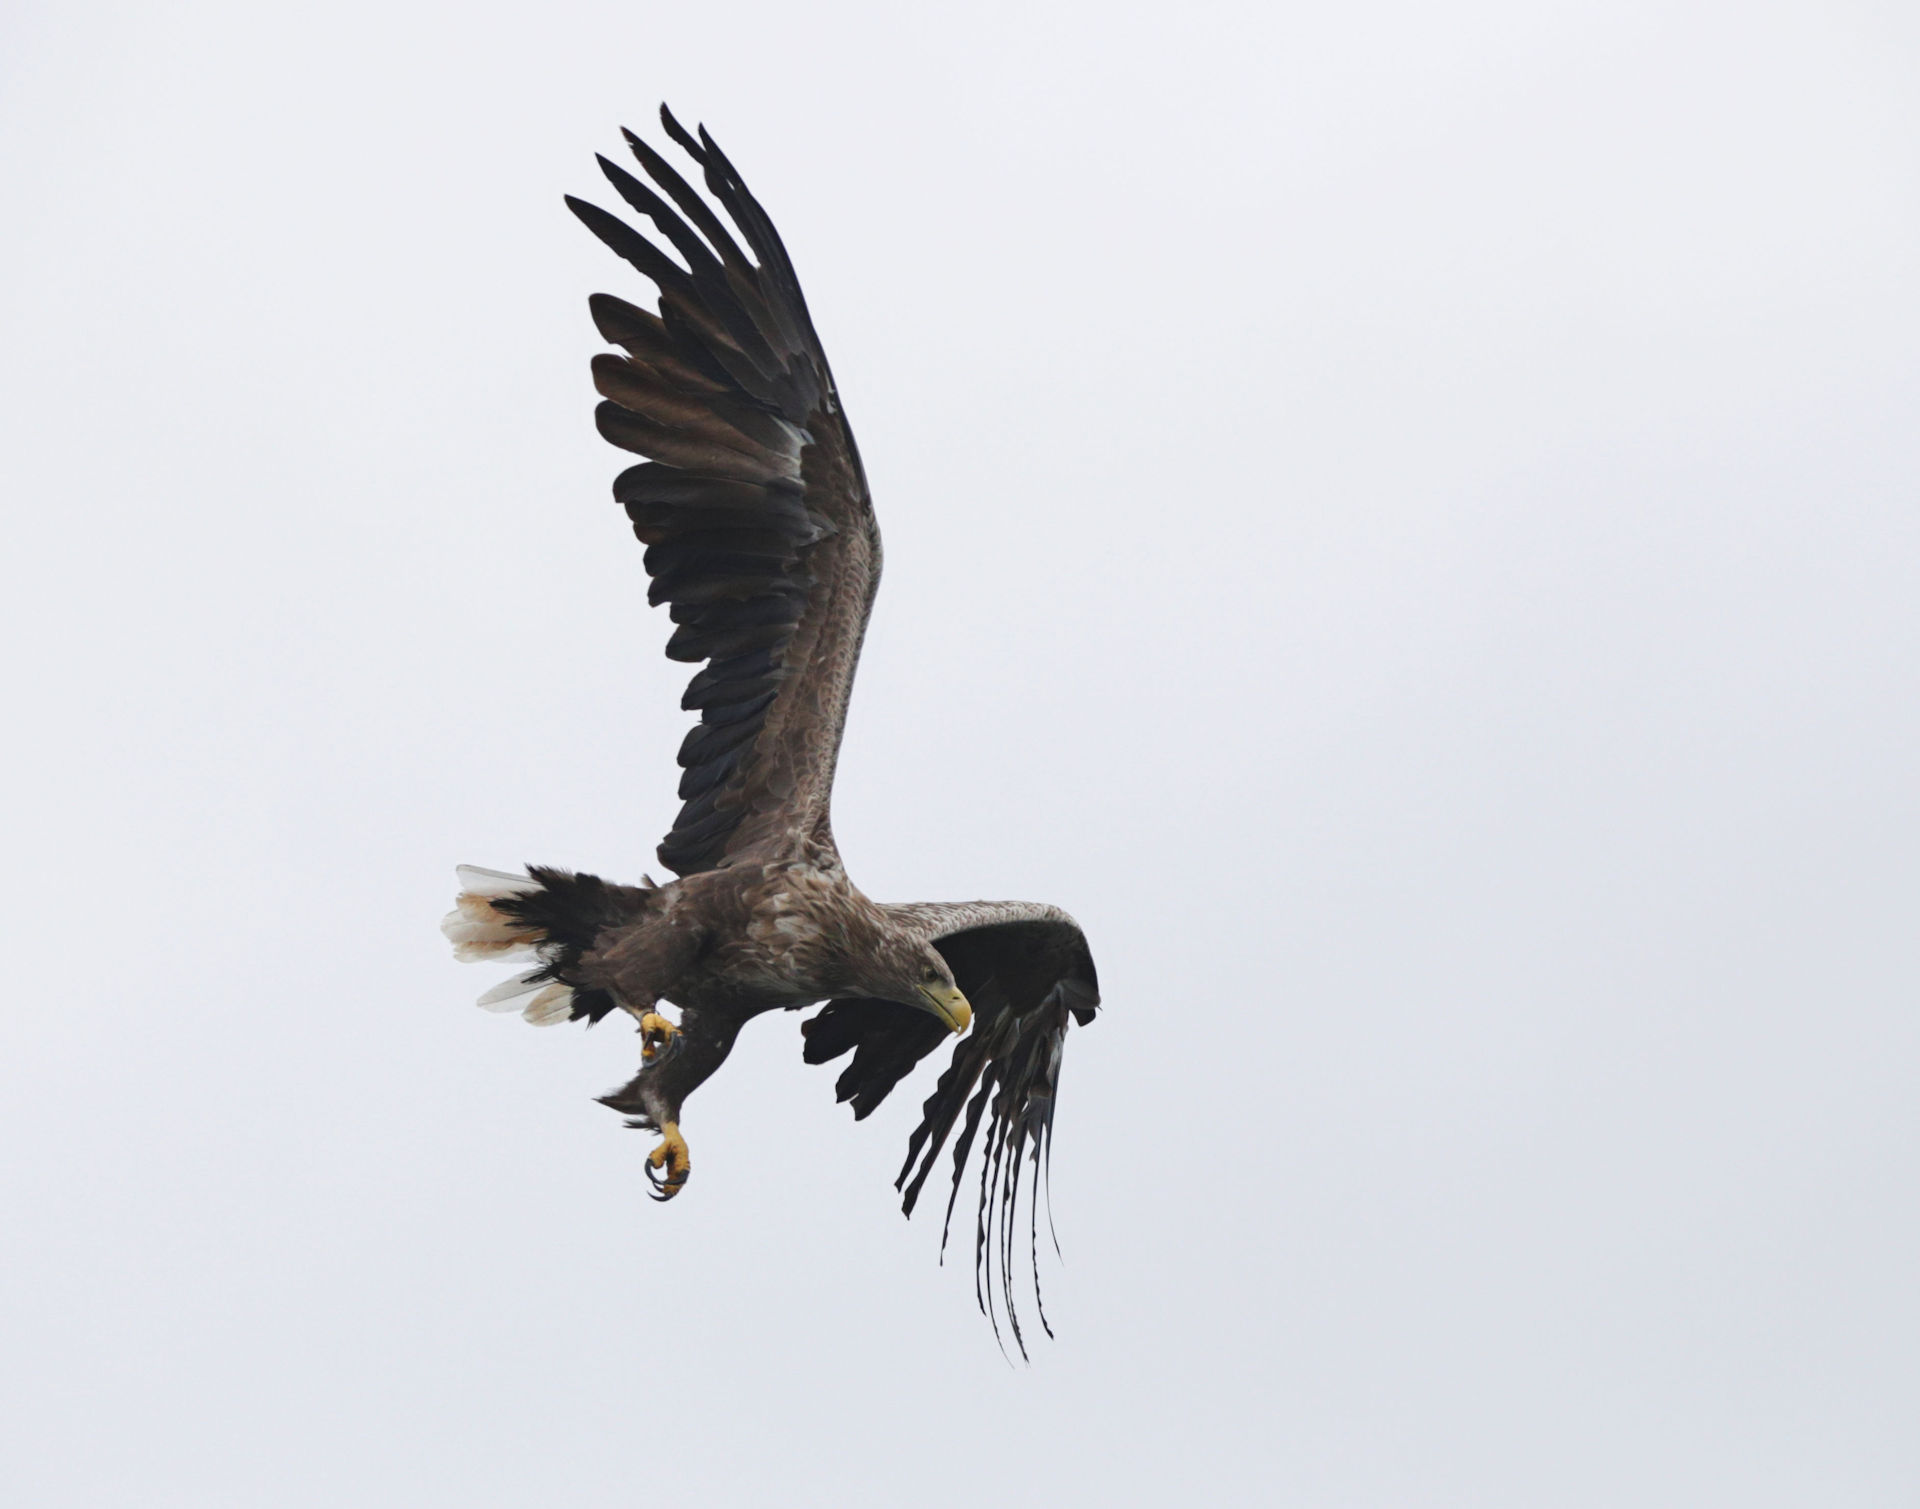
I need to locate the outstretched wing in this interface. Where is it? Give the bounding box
[801,902,1100,1356]
[568,107,879,877]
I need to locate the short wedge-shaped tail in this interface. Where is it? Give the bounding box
[440,864,653,1026]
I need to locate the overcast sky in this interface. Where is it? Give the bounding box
[3,2,1917,1504]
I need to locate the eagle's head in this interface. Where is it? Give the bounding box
[859,937,972,1035]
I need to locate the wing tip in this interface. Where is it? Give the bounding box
[659,102,701,159]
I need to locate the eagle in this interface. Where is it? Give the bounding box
[441,107,1100,1351]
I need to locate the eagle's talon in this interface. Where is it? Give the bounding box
[644,1121,690,1201]
[638,1011,679,1064]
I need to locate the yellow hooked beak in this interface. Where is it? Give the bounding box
[917,981,972,1035]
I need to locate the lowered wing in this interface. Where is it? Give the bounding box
[568,107,879,877]
[802,903,1100,1356]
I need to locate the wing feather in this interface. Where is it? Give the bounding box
[800,903,1100,1356]
[570,108,878,876]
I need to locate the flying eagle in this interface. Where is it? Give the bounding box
[441,107,1100,1349]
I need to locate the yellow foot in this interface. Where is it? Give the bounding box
[645,1121,690,1202]
[638,1011,679,1063]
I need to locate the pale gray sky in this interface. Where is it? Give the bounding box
[3,2,1917,1504]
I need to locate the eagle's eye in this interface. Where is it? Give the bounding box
[922,965,940,982]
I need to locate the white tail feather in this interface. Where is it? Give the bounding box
[476,970,546,1011]
[451,938,537,964]
[442,870,543,964]
[455,865,540,898]
[522,983,577,1026]
[441,904,539,963]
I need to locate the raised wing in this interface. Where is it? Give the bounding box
[567,107,879,877]
[801,902,1100,1356]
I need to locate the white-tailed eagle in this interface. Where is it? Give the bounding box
[442,107,1100,1352]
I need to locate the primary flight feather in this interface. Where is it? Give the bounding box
[442,107,1100,1353]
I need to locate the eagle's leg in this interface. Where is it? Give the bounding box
[645,1121,690,1200]
[585,915,705,1065]
[595,1004,744,1204]
[607,986,678,1059]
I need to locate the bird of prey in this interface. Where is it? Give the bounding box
[441,107,1099,1349]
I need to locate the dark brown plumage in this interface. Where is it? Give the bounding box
[441,107,1099,1351]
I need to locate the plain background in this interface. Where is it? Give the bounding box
[3,2,1916,1504]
